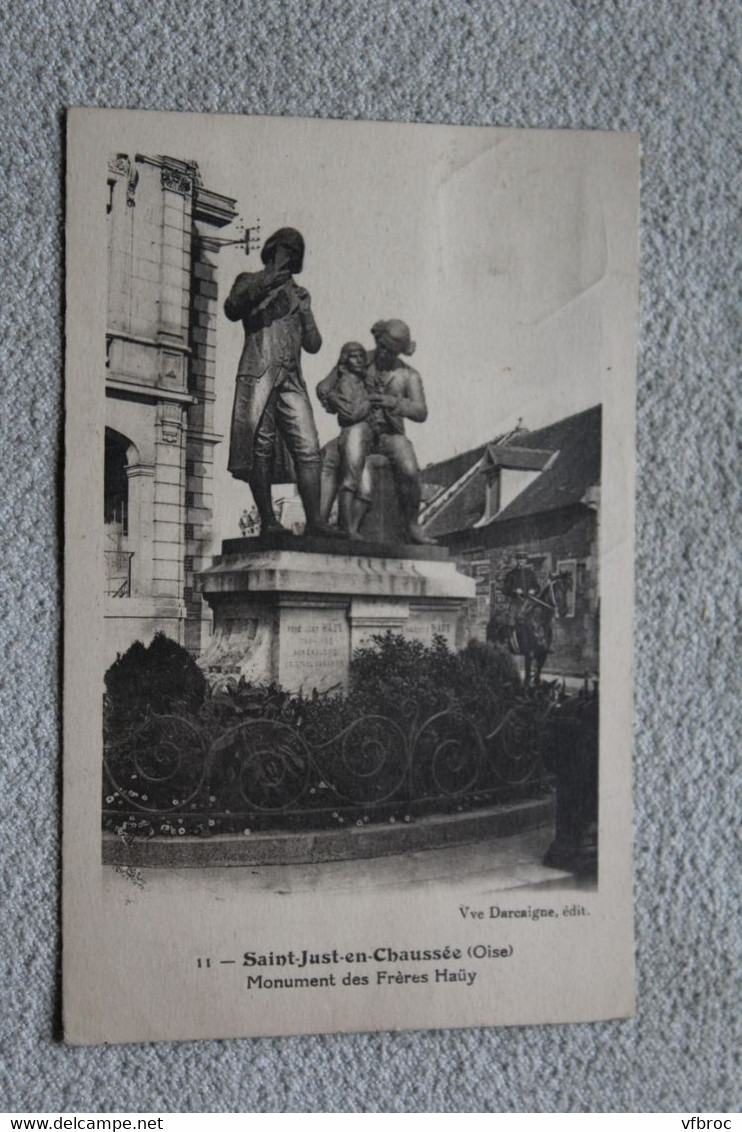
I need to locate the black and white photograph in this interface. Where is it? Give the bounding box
[64,109,638,1044]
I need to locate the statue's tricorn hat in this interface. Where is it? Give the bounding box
[261,227,305,274]
[371,319,416,357]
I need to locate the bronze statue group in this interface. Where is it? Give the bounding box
[224,226,573,685]
[224,226,435,544]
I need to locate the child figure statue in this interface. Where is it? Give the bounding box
[317,321,436,544]
[317,342,374,536]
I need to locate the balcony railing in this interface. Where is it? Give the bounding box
[105,550,133,598]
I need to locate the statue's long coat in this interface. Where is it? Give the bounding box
[224,271,321,483]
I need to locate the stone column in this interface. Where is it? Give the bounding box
[183,186,238,654]
[152,402,186,627]
[125,460,155,597]
[158,167,192,344]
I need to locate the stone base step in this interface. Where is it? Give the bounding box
[104,797,554,869]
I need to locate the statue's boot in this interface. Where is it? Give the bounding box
[319,464,337,524]
[250,466,285,535]
[351,496,371,539]
[407,521,439,546]
[338,489,363,540]
[398,477,438,545]
[297,462,347,539]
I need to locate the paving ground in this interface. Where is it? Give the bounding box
[536,670,597,694]
[151,823,592,897]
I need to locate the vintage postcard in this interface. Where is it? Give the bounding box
[63,108,638,1044]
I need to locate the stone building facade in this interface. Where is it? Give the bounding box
[104,153,236,664]
[419,406,601,678]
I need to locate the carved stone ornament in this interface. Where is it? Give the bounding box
[108,153,130,177]
[158,404,183,445]
[160,420,181,445]
[161,168,193,196]
[126,167,139,208]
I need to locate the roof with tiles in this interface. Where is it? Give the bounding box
[419,405,601,539]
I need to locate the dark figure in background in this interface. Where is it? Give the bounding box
[317,320,436,543]
[224,227,341,538]
[542,691,598,875]
[501,556,540,624]
[488,566,571,687]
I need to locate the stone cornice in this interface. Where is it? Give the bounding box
[193,187,238,230]
[133,154,237,229]
[186,427,224,446]
[106,331,191,356]
[106,377,197,406]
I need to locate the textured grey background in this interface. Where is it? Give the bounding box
[1,0,739,1114]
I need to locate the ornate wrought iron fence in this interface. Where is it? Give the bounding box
[103,697,555,839]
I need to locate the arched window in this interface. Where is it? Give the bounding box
[104,428,139,598]
[104,428,132,534]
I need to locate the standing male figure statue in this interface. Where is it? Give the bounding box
[317,320,436,544]
[224,227,340,538]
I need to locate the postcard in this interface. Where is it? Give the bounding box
[63,108,638,1043]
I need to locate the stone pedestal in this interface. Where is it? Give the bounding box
[196,534,475,692]
[355,455,409,543]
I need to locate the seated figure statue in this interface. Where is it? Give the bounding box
[317,321,436,544]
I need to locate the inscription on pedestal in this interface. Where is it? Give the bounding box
[405,609,457,649]
[278,606,350,693]
[198,546,476,693]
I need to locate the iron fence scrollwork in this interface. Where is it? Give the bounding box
[103,696,554,836]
